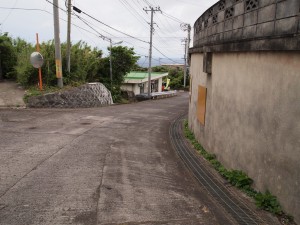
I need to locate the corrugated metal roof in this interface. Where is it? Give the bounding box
[125,72,168,80]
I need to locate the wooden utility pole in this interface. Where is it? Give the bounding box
[53,0,63,88]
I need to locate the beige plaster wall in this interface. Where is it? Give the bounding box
[121,84,134,92]
[158,78,163,92]
[189,52,300,223]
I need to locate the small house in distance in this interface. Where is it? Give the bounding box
[121,71,168,95]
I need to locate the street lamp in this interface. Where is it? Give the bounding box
[109,40,123,88]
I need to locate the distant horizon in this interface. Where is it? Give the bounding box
[137,57,185,68]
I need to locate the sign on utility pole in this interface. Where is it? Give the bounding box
[53,0,63,88]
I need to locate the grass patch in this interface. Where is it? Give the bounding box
[115,97,130,104]
[183,120,294,223]
[23,85,74,103]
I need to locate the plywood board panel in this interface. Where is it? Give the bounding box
[197,85,207,125]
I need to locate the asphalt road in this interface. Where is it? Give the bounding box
[0,93,234,225]
[0,80,25,107]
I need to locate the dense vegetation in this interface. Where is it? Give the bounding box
[0,33,17,80]
[167,67,189,89]
[0,33,139,101]
[1,32,189,101]
[134,65,189,89]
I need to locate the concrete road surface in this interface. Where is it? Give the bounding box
[0,93,234,225]
[0,80,25,107]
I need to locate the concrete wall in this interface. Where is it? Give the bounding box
[121,83,143,95]
[121,84,134,92]
[192,0,300,52]
[133,83,141,94]
[158,78,163,92]
[189,52,300,222]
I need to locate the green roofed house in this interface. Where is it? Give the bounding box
[121,71,168,95]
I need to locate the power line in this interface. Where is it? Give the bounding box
[1,2,183,65]
[152,45,181,64]
[0,5,110,49]
[72,6,149,44]
[0,6,52,15]
[74,14,110,42]
[119,0,148,26]
[1,0,19,25]
[45,0,67,13]
[71,12,149,52]
[161,12,184,24]
[46,0,151,51]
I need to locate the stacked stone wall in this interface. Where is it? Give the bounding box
[27,83,113,108]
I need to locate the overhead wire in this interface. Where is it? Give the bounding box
[0,6,53,15]
[72,13,116,39]
[71,3,184,62]
[0,6,106,48]
[1,0,19,25]
[152,45,181,64]
[71,10,149,52]
[71,5,149,44]
[3,0,183,65]
[74,14,110,42]
[118,0,148,26]
[46,0,151,56]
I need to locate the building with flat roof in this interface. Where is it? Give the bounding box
[121,72,168,95]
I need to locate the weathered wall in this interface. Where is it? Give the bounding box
[121,84,134,92]
[191,0,300,53]
[121,83,143,95]
[158,78,163,92]
[189,52,300,222]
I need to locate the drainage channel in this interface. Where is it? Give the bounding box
[169,114,265,225]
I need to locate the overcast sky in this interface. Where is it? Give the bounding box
[0,0,218,61]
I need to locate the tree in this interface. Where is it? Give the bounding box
[0,33,17,81]
[6,36,138,101]
[14,40,103,87]
[166,68,189,89]
[98,46,139,101]
[152,66,168,72]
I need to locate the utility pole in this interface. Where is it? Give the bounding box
[181,23,191,88]
[53,0,63,88]
[182,38,188,87]
[109,39,113,89]
[66,0,72,73]
[144,6,161,98]
[109,40,122,89]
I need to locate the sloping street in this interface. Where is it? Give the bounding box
[0,93,277,225]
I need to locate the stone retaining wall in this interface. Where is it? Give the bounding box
[27,83,113,108]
